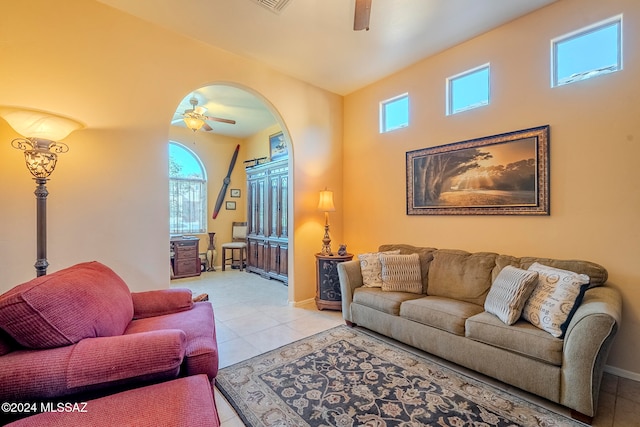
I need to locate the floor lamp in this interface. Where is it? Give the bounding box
[1,107,83,277]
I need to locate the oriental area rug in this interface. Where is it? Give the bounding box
[216,326,582,427]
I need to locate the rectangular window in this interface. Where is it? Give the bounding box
[446,64,490,115]
[552,15,622,87]
[169,178,206,235]
[380,93,409,133]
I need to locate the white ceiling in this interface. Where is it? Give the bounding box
[172,87,277,138]
[99,0,557,137]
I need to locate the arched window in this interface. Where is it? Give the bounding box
[169,142,207,234]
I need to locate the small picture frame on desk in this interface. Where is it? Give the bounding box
[230,188,241,198]
[225,201,236,210]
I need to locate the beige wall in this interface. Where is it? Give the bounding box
[344,0,640,377]
[0,0,343,305]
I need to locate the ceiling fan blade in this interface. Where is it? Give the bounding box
[212,144,240,219]
[202,123,213,132]
[205,116,236,125]
[354,0,372,31]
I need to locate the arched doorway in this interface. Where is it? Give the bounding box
[169,83,294,302]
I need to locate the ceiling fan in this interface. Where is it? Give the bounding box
[354,0,372,31]
[181,96,236,132]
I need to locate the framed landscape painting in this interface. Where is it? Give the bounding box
[406,125,549,215]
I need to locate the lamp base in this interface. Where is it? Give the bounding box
[321,224,332,256]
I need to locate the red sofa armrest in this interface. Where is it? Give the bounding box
[131,288,193,319]
[66,329,186,389]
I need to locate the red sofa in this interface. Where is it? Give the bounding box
[0,262,218,408]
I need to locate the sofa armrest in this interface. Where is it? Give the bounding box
[67,329,186,389]
[561,286,621,417]
[337,260,363,322]
[131,288,193,319]
[0,346,76,401]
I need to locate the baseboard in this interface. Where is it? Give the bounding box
[290,297,315,308]
[604,364,640,382]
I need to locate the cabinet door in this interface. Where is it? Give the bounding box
[266,242,288,280]
[247,179,257,236]
[266,242,279,275]
[277,244,288,277]
[248,238,266,271]
[280,175,288,239]
[269,175,280,238]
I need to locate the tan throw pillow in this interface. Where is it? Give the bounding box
[358,250,400,287]
[380,253,423,294]
[522,262,590,338]
[484,266,539,325]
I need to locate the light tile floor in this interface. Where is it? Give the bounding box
[172,270,639,427]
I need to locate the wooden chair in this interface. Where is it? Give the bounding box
[221,222,247,271]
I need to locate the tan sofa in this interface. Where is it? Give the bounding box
[337,244,621,423]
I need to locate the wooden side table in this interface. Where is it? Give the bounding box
[315,253,353,311]
[171,237,201,279]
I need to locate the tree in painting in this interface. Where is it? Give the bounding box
[413,148,492,205]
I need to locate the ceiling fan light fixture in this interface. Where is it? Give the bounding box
[183,114,205,132]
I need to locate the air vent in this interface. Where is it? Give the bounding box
[250,0,292,14]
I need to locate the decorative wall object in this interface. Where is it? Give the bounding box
[225,201,236,210]
[406,125,549,215]
[269,131,287,161]
[230,188,240,197]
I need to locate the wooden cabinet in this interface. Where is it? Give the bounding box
[246,160,288,284]
[171,237,201,279]
[315,253,353,310]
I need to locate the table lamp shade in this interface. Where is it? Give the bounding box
[317,190,336,212]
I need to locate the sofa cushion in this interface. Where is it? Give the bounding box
[493,255,607,289]
[427,250,497,306]
[484,266,539,325]
[400,296,484,336]
[380,253,423,294]
[0,262,134,349]
[353,287,423,316]
[466,312,564,366]
[522,263,590,338]
[358,250,400,287]
[378,245,436,293]
[6,375,219,427]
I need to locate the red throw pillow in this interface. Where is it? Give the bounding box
[0,261,134,348]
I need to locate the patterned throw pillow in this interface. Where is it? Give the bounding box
[522,262,590,338]
[380,253,423,294]
[484,266,539,325]
[358,250,400,287]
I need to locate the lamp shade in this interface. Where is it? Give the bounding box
[317,190,336,212]
[183,114,205,132]
[0,107,83,141]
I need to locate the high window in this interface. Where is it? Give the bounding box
[552,15,622,87]
[446,64,490,115]
[380,93,409,133]
[169,142,207,235]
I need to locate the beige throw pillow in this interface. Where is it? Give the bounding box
[484,266,539,325]
[358,250,400,287]
[522,262,590,338]
[380,253,423,294]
